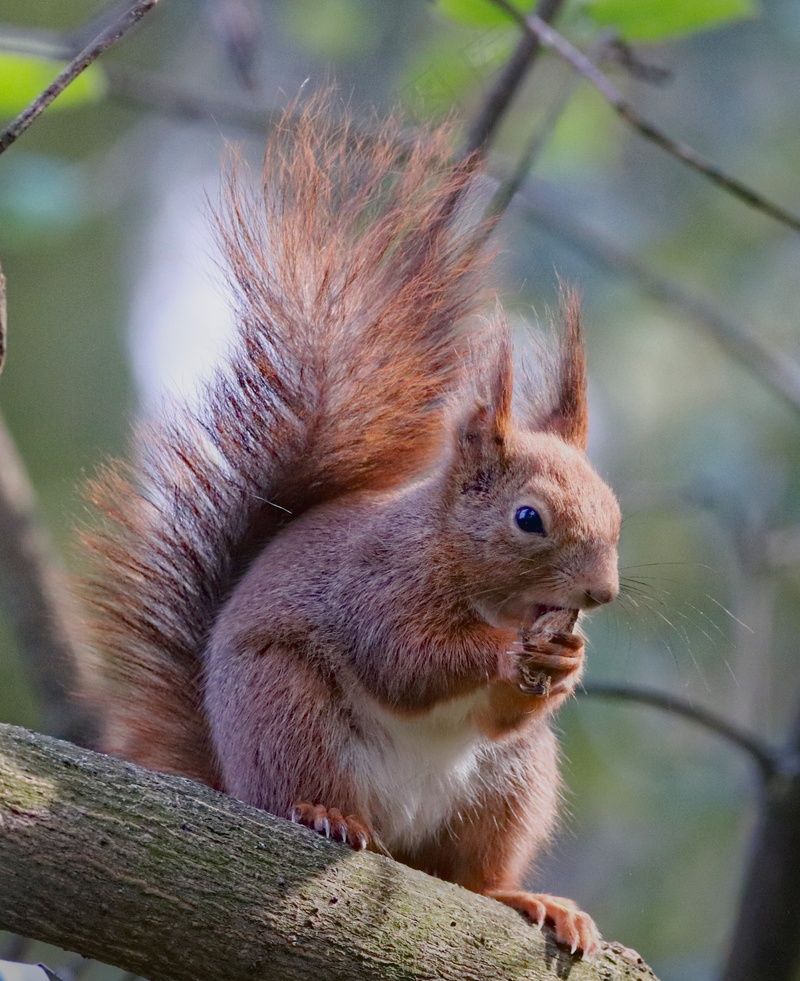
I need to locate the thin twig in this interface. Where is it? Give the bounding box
[582,681,777,779]
[512,180,800,415]
[67,0,143,53]
[0,0,161,156]
[483,75,575,224]
[0,411,92,744]
[0,22,274,137]
[463,0,566,157]
[483,34,612,225]
[487,0,800,234]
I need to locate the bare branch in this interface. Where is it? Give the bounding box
[0,413,92,744]
[463,0,566,157]
[0,723,659,981]
[511,181,800,416]
[487,0,800,234]
[483,33,613,226]
[0,21,273,136]
[67,0,145,54]
[0,0,161,156]
[582,681,777,779]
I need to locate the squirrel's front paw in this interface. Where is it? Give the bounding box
[514,611,584,698]
[289,802,385,853]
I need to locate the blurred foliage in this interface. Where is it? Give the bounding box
[0,55,106,114]
[435,0,757,39]
[1,1,799,980]
[280,0,383,60]
[580,0,758,41]
[434,0,532,27]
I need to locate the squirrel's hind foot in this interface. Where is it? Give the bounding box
[484,889,600,958]
[289,802,386,854]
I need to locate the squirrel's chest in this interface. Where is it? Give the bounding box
[351,692,499,851]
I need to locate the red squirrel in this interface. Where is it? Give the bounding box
[78,97,621,958]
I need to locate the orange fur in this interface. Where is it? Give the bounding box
[77,96,621,957]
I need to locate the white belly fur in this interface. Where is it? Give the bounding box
[351,690,500,852]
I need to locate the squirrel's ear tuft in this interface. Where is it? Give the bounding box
[452,402,507,493]
[453,321,513,476]
[457,401,504,453]
[538,285,589,451]
[488,320,513,435]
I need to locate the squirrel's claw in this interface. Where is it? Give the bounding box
[289,802,378,852]
[513,630,585,698]
[484,889,601,959]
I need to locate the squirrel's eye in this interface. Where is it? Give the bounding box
[515,506,546,535]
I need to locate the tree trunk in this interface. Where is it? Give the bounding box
[0,723,657,981]
[720,699,800,981]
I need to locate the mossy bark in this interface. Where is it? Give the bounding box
[0,723,658,981]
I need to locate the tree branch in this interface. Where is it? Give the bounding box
[719,689,800,981]
[0,414,91,744]
[487,0,800,234]
[0,723,659,981]
[482,33,612,227]
[510,181,800,416]
[582,682,777,779]
[463,0,566,157]
[0,0,161,156]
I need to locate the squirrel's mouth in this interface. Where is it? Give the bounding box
[531,604,564,621]
[529,605,580,633]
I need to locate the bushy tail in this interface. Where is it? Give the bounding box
[77,95,496,784]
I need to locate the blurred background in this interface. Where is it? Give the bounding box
[1,1,799,979]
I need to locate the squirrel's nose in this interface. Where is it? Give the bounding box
[582,584,618,608]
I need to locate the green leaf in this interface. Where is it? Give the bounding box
[433,0,534,28]
[0,54,107,116]
[582,0,758,41]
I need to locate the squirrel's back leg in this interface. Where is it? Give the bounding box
[397,729,600,957]
[204,638,380,845]
[456,795,600,956]
[483,889,599,957]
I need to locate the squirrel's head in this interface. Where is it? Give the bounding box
[441,293,621,630]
